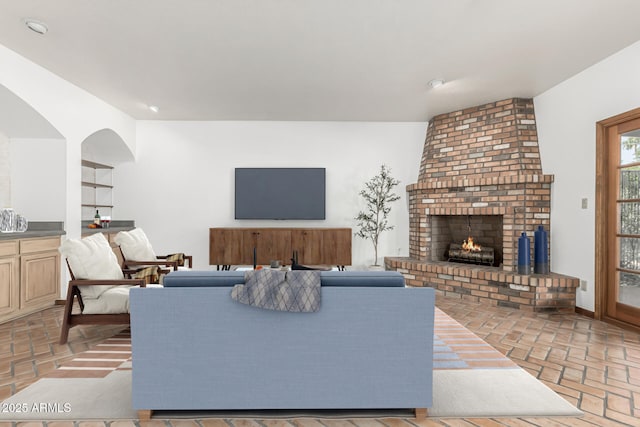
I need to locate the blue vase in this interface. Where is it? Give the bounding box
[534,225,549,274]
[517,232,530,275]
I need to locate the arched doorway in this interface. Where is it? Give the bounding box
[0,84,64,218]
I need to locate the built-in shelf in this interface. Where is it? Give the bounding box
[81,160,113,170]
[81,181,113,189]
[81,160,114,220]
[81,204,114,208]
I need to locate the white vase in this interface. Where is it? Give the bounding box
[16,215,28,232]
[0,208,16,232]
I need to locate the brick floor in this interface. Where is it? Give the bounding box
[1,294,640,426]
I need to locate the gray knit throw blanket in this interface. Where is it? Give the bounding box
[231,269,321,312]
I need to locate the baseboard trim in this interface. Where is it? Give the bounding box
[575,306,594,318]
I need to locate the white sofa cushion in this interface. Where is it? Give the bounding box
[59,233,124,299]
[114,228,157,261]
[82,286,134,314]
[82,284,163,314]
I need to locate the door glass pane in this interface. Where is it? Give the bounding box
[620,168,640,200]
[621,133,640,166]
[620,237,640,270]
[619,271,640,308]
[620,202,640,234]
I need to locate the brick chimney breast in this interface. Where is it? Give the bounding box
[418,98,543,183]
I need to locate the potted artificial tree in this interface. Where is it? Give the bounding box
[354,164,400,269]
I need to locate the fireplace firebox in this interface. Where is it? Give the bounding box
[431,215,502,267]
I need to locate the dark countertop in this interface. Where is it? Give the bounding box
[0,220,137,240]
[80,220,135,235]
[0,221,66,240]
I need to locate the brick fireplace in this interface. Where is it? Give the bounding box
[385,98,579,312]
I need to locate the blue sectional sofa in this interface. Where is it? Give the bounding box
[129,270,435,420]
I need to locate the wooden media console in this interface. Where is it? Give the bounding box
[209,227,352,269]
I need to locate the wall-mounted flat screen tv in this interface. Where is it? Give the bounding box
[235,168,326,220]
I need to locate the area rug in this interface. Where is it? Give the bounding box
[0,309,582,421]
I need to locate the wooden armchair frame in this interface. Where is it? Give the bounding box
[157,253,193,268]
[59,260,146,345]
[115,247,192,273]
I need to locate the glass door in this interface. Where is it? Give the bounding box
[608,118,640,326]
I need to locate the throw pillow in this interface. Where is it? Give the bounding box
[59,232,124,299]
[114,228,157,261]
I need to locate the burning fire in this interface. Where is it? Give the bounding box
[462,236,482,252]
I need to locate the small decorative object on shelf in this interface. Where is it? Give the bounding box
[94,209,102,227]
[517,232,531,275]
[534,225,549,274]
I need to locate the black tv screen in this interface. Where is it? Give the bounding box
[235,168,326,220]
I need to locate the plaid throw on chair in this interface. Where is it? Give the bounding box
[133,266,161,285]
[165,253,185,267]
[231,269,321,312]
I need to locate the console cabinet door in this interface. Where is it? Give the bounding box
[330,228,352,266]
[210,228,248,265]
[291,229,324,265]
[20,237,60,311]
[251,229,291,265]
[0,247,19,321]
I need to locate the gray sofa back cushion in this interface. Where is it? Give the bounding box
[318,271,405,287]
[162,270,405,288]
[164,271,244,287]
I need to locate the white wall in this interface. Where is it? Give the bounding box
[0,44,137,241]
[115,121,426,269]
[10,138,66,221]
[534,40,640,311]
[0,132,10,208]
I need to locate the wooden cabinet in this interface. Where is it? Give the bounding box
[291,229,324,264]
[290,228,352,265]
[20,237,60,312]
[321,228,352,265]
[210,228,351,267]
[209,228,249,265]
[0,241,19,320]
[0,236,61,324]
[250,229,292,265]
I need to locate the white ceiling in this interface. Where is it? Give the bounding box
[0,0,639,122]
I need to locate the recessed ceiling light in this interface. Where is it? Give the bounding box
[428,79,445,89]
[148,105,159,113]
[24,19,48,35]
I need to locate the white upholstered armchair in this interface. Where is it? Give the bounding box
[114,228,192,271]
[58,232,149,344]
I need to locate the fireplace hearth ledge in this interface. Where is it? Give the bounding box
[385,256,579,312]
